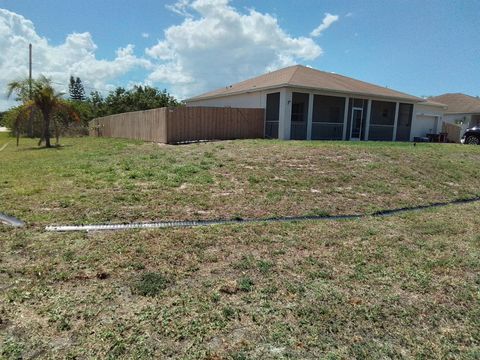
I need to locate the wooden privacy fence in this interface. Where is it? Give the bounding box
[442,122,462,143]
[89,107,265,144]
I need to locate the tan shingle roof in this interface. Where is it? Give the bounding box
[417,99,448,108]
[428,93,480,114]
[187,65,422,102]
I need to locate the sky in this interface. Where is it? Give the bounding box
[0,0,479,110]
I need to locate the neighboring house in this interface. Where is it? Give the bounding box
[429,93,480,136]
[186,65,446,141]
[412,99,448,140]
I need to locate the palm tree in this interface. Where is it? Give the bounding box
[7,76,79,148]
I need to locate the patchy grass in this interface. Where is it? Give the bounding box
[1,203,479,358]
[1,134,480,358]
[0,134,479,226]
[132,272,172,297]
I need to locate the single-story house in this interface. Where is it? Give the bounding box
[429,93,480,136]
[186,65,447,142]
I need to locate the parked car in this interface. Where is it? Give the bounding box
[461,126,480,145]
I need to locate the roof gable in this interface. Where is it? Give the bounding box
[187,65,421,102]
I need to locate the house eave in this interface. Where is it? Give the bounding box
[286,84,422,103]
[443,111,480,115]
[415,103,448,109]
[186,84,422,104]
[184,84,290,102]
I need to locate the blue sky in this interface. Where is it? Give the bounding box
[0,0,479,110]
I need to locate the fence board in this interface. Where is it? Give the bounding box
[442,122,462,143]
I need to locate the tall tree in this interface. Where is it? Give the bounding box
[69,76,86,101]
[87,90,106,118]
[7,76,79,148]
[69,76,75,99]
[75,77,86,101]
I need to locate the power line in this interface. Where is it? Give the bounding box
[24,63,176,94]
[50,80,111,93]
[50,80,170,94]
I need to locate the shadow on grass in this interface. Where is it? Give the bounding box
[18,144,73,151]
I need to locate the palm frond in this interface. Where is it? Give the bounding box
[6,75,74,147]
[14,102,37,146]
[53,102,81,123]
[6,79,29,100]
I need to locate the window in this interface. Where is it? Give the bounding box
[370,101,395,126]
[291,103,304,122]
[290,92,309,140]
[369,100,396,141]
[312,95,345,124]
[311,95,345,140]
[266,92,280,121]
[265,92,280,139]
[395,103,413,141]
[329,106,341,123]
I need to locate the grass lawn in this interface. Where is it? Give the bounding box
[1,133,480,225]
[1,134,480,358]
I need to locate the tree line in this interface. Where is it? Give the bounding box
[67,76,180,123]
[2,75,181,147]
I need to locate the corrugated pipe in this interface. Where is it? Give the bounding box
[0,213,25,227]
[45,196,480,232]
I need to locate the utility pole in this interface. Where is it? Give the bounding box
[28,43,33,137]
[29,43,32,98]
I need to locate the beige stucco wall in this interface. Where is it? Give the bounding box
[411,103,445,140]
[186,91,267,108]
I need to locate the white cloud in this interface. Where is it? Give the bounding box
[147,0,323,99]
[310,13,339,37]
[141,32,150,38]
[0,2,331,109]
[0,8,150,110]
[165,0,193,17]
